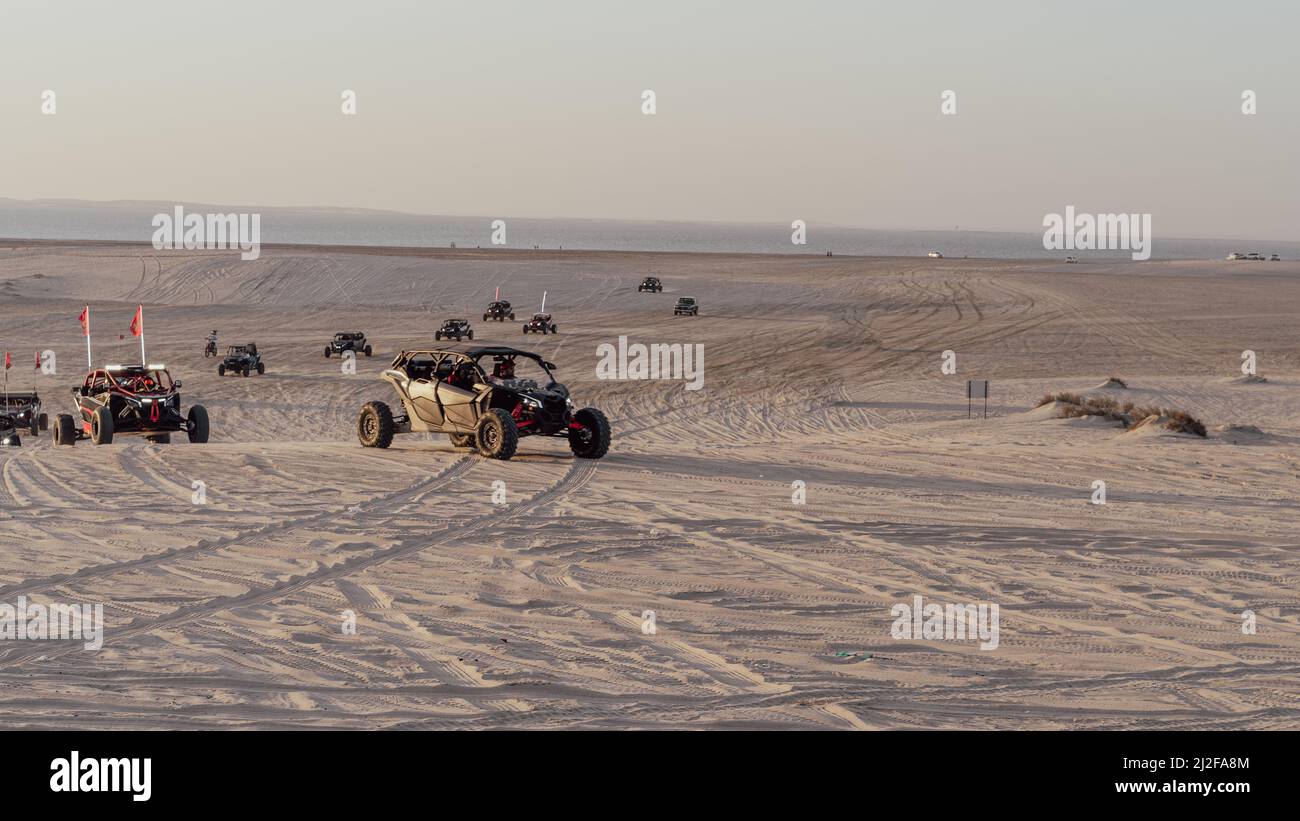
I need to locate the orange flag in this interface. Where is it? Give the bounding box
[129,305,143,337]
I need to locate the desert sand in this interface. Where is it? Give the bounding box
[0,241,1298,729]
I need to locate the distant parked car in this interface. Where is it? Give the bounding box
[1271,254,1281,261]
[1246,252,1265,261]
[927,251,944,259]
[1227,252,1244,260]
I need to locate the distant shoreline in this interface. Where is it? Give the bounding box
[0,237,1272,265]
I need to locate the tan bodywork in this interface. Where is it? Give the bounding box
[381,363,489,434]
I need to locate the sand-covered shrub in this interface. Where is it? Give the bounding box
[1036,392,1206,437]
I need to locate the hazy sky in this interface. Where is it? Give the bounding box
[1,0,1296,239]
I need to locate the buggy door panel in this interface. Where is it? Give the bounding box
[407,355,452,428]
[437,381,481,431]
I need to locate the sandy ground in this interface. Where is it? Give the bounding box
[0,240,1298,729]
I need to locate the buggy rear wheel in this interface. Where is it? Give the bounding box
[357,401,394,448]
[256,362,265,375]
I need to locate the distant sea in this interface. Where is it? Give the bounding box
[2,200,1297,261]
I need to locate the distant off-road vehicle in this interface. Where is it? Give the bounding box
[673,297,699,316]
[2,391,47,436]
[484,300,515,322]
[638,276,663,293]
[435,318,474,342]
[325,332,372,358]
[522,313,557,334]
[218,344,265,377]
[54,364,209,446]
[356,345,610,460]
[0,413,21,447]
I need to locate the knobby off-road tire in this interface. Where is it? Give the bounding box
[90,406,114,445]
[364,346,372,357]
[38,413,48,431]
[256,362,265,375]
[357,401,394,448]
[475,408,518,460]
[29,416,38,436]
[218,363,226,376]
[187,405,210,443]
[569,407,610,459]
[54,414,76,446]
[448,432,474,448]
[325,347,332,358]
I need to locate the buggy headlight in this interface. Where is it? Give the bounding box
[521,396,542,409]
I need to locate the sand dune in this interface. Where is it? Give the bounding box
[1,242,1298,729]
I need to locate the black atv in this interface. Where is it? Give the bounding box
[2,390,47,436]
[483,300,515,322]
[522,313,557,334]
[0,414,21,447]
[638,276,663,293]
[435,318,474,342]
[325,332,372,358]
[218,344,265,377]
[356,345,610,461]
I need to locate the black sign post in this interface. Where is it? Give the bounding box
[967,379,989,419]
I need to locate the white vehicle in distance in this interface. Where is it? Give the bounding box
[1271,254,1281,261]
[1227,252,1244,260]
[927,251,943,259]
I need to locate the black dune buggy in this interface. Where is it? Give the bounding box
[356,345,610,460]
[674,296,699,316]
[435,318,474,342]
[484,300,515,322]
[638,276,663,293]
[218,344,265,377]
[2,391,48,436]
[54,364,209,446]
[325,332,372,358]
[522,313,557,334]
[0,414,21,447]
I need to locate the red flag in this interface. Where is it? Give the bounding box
[4,352,10,371]
[129,305,143,337]
[78,306,89,337]
[34,351,40,369]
